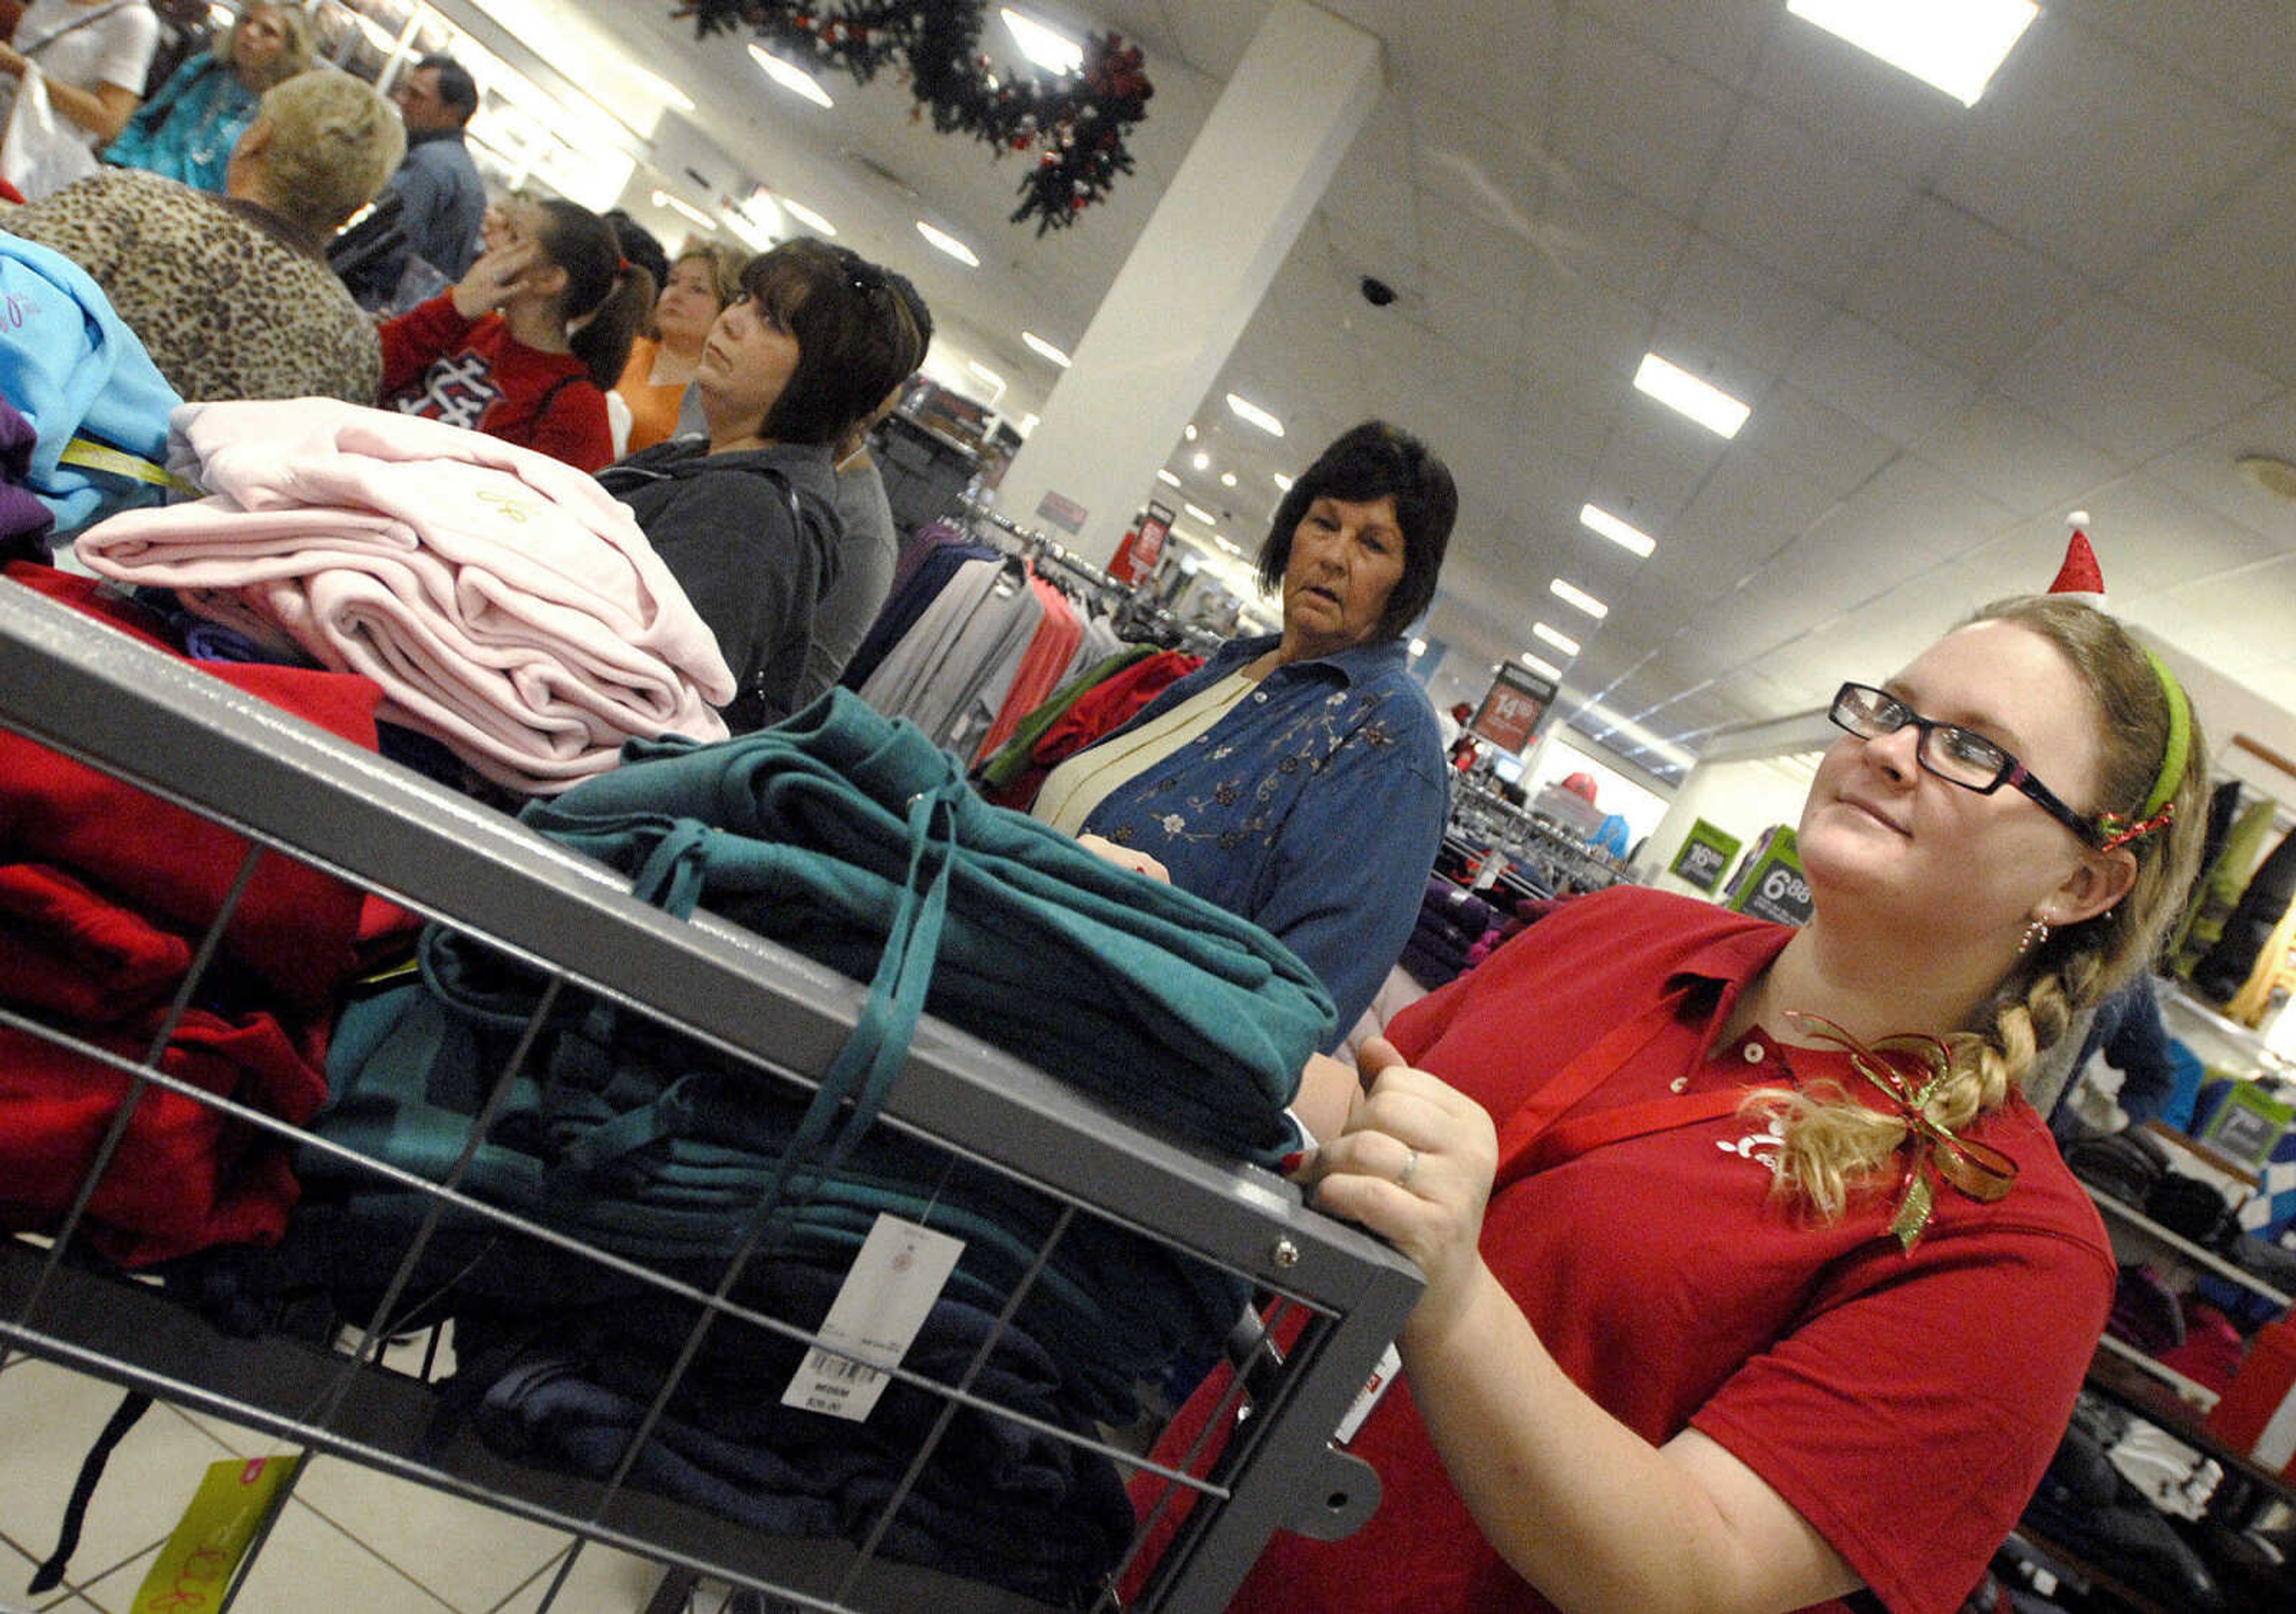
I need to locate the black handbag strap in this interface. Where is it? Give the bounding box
[723,463,807,732]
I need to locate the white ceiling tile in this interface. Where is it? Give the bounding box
[1678,451,1842,568]
[1993,298,2282,463]
[2050,0,2296,124]
[1694,103,1921,299]
[2120,151,2296,387]
[1786,314,1982,447]
[1573,0,1781,91]
[1915,395,2121,520]
[1390,1,1563,132]
[2136,393,2296,550]
[1746,6,1973,184]
[1731,386,1898,499]
[1520,159,1694,306]
[1931,12,2285,284]
[1845,197,2091,379]
[1657,230,1836,379]
[1550,10,1742,218]
[1776,456,2019,608]
[2092,478,2289,598]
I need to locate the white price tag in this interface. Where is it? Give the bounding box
[1333,1341,1402,1444]
[781,1213,964,1422]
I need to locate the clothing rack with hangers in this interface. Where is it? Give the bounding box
[0,573,1422,1614]
[1447,777,1626,898]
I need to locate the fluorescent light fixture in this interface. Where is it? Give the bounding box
[651,189,716,231]
[1549,578,1610,619]
[1183,423,1198,442]
[915,221,980,267]
[966,360,1005,392]
[1220,472,1237,487]
[618,58,695,112]
[1001,7,1085,75]
[1215,536,1241,557]
[749,44,835,109]
[1520,651,1562,681]
[722,191,780,252]
[1192,451,1210,470]
[1532,620,1581,657]
[1225,393,1286,437]
[1579,503,1657,559]
[1633,352,1750,438]
[1156,468,1181,487]
[1577,698,1700,771]
[1183,502,1218,525]
[1272,472,1293,492]
[1787,0,2036,107]
[1409,637,1428,658]
[1019,412,1040,436]
[1022,331,1071,368]
[780,197,836,237]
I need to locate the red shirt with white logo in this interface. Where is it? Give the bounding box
[1228,884,2114,1614]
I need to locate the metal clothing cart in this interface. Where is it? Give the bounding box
[0,573,1424,1613]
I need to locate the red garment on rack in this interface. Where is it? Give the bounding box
[972,576,1083,765]
[979,649,1202,811]
[1,561,388,1016]
[0,1009,328,1265]
[0,862,193,1025]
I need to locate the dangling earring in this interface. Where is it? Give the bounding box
[2018,916,2051,955]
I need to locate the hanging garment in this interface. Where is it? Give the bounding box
[72,399,735,794]
[855,554,1044,745]
[976,649,1201,811]
[966,575,1084,765]
[0,230,178,534]
[837,537,995,694]
[2191,824,2296,1008]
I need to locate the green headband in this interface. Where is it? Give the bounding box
[2139,649,2191,820]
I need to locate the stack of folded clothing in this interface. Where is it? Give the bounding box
[72,399,735,794]
[1399,878,1503,989]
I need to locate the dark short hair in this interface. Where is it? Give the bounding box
[1256,421,1457,640]
[741,240,928,446]
[417,54,478,122]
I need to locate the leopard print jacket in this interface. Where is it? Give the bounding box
[1,168,379,406]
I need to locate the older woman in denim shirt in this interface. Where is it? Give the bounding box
[1034,421,1455,1044]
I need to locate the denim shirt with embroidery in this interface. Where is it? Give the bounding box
[1079,631,1447,1044]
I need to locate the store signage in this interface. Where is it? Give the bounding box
[1110,501,1173,584]
[1036,488,1089,535]
[1669,819,1741,895]
[1728,828,1814,926]
[1471,665,1556,754]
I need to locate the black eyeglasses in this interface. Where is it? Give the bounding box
[1828,683,2099,846]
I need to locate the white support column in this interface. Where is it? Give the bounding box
[993,0,1382,562]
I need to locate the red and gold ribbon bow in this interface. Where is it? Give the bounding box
[1785,1013,2020,1252]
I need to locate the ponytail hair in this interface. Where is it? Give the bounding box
[1754,594,2210,1222]
[532,198,657,392]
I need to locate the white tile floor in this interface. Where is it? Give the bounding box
[0,1349,682,1614]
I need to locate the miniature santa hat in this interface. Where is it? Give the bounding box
[2047,529,2106,605]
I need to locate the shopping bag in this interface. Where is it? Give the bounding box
[1,63,100,202]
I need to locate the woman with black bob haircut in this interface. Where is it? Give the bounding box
[599,239,926,731]
[1032,419,1458,1043]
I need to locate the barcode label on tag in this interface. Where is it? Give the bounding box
[781,1213,964,1422]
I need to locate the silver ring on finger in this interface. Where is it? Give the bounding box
[1395,1145,1420,1190]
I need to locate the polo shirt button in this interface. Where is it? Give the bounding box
[1669,1075,1690,1093]
[1252,691,1269,702]
[1743,1043,1766,1065]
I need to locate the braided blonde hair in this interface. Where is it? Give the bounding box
[1755,596,2209,1222]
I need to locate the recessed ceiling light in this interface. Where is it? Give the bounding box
[1019,412,1040,436]
[1000,7,1085,75]
[1220,472,1237,487]
[1532,621,1581,657]
[749,44,835,109]
[1580,503,1657,559]
[915,221,980,267]
[1183,423,1198,442]
[1550,578,1610,619]
[1192,451,1210,470]
[1633,353,1750,438]
[1225,393,1286,437]
[1519,651,1561,681]
[1156,468,1181,487]
[1022,331,1071,368]
[967,359,1004,392]
[1183,502,1217,525]
[780,197,836,237]
[1787,0,2037,108]
[1272,472,1293,492]
[650,189,716,231]
[618,59,695,113]
[1409,637,1428,658]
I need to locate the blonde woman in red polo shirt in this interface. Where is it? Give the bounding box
[1251,580,2206,1613]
